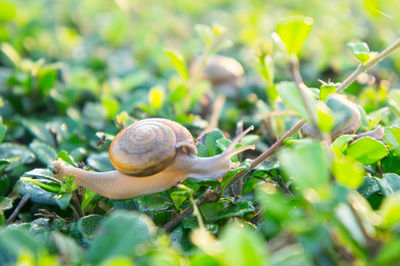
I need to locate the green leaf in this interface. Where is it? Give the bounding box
[137,192,173,211]
[169,84,187,102]
[269,244,313,266]
[333,156,365,189]
[37,67,57,95]
[0,176,9,196]
[51,232,83,265]
[0,143,35,171]
[388,89,400,117]
[317,102,334,133]
[219,222,269,266]
[368,107,389,129]
[384,126,400,156]
[86,211,155,264]
[278,141,330,193]
[378,173,400,196]
[276,81,317,122]
[374,238,400,265]
[101,96,119,120]
[77,215,103,240]
[257,50,274,88]
[0,196,12,211]
[111,199,139,211]
[21,119,55,146]
[220,159,252,195]
[331,134,356,156]
[320,83,339,101]
[347,42,371,64]
[216,138,231,153]
[346,137,389,165]
[379,192,400,228]
[20,177,60,194]
[81,189,99,212]
[29,140,57,166]
[325,95,360,133]
[204,130,225,156]
[169,190,190,210]
[335,202,367,245]
[56,150,75,166]
[358,176,380,198]
[87,152,114,172]
[382,153,400,175]
[0,228,44,258]
[197,143,209,157]
[276,16,313,55]
[55,192,72,210]
[210,201,255,222]
[148,86,165,111]
[0,2,16,22]
[0,120,7,144]
[14,179,57,205]
[165,50,189,80]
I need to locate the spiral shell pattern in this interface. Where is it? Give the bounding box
[109,119,195,176]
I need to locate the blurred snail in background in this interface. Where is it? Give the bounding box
[52,118,255,199]
[301,94,362,140]
[190,54,244,98]
[190,54,245,131]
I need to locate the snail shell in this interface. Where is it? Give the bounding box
[109,118,196,176]
[190,54,244,97]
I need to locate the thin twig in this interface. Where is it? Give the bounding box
[202,94,226,134]
[226,120,306,188]
[336,38,400,93]
[6,194,30,225]
[288,57,321,139]
[71,191,84,218]
[236,121,244,196]
[190,197,205,229]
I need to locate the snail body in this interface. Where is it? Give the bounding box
[301,94,361,139]
[52,119,255,199]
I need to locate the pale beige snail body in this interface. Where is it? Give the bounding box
[301,94,362,139]
[52,118,255,199]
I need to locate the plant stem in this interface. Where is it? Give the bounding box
[71,191,84,218]
[190,197,205,229]
[336,38,400,94]
[236,120,244,196]
[226,119,306,188]
[288,57,321,138]
[6,194,30,225]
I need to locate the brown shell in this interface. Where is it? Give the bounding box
[190,55,244,86]
[109,118,196,176]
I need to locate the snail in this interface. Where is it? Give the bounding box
[301,94,361,139]
[52,118,255,199]
[190,54,244,98]
[191,54,245,132]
